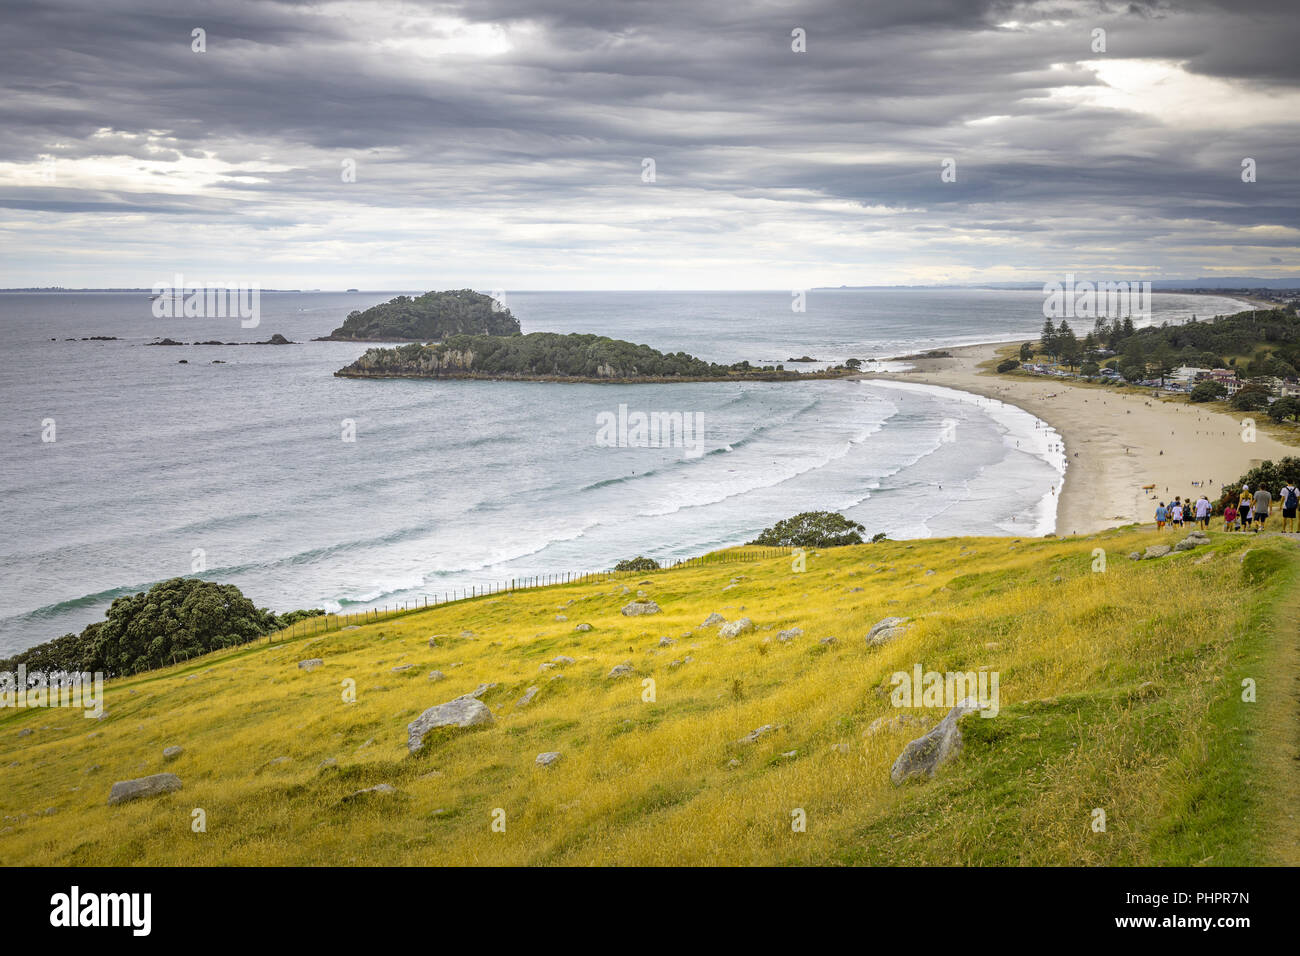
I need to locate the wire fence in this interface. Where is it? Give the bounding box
[271,546,795,643]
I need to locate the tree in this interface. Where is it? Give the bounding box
[996,358,1019,373]
[1019,342,1034,362]
[1268,396,1300,423]
[1149,346,1175,387]
[1220,456,1300,510]
[845,357,863,370]
[748,511,866,548]
[1231,384,1272,411]
[1189,380,1228,403]
[1080,361,1100,377]
[1040,319,1057,361]
[1057,320,1081,370]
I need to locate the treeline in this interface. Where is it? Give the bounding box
[1031,307,1300,380]
[321,290,521,341]
[337,332,845,381]
[0,578,322,678]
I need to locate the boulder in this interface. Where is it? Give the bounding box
[1174,534,1206,552]
[718,617,754,639]
[819,636,838,646]
[658,636,674,647]
[555,614,568,622]
[391,663,413,673]
[517,686,539,707]
[1128,552,1142,561]
[466,682,497,698]
[607,663,634,679]
[865,616,910,647]
[889,698,982,785]
[622,600,661,616]
[574,623,593,632]
[162,746,183,762]
[298,659,324,671]
[407,698,493,753]
[701,613,726,627]
[1142,545,1172,560]
[108,773,182,805]
[737,724,776,744]
[551,655,576,665]
[536,751,561,768]
[428,670,446,681]
[776,627,803,642]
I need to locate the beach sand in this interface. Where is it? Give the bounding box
[863,344,1300,536]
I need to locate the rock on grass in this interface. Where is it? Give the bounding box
[108,773,182,805]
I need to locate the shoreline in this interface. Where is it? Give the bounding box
[859,342,1300,536]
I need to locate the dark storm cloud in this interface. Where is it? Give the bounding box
[0,0,1297,284]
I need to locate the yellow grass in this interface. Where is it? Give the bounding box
[1,528,1293,865]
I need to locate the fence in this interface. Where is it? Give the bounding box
[271,546,794,642]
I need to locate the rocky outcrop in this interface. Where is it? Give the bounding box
[407,697,493,753]
[621,600,661,616]
[865,617,910,647]
[718,617,753,638]
[889,698,981,785]
[701,613,726,627]
[1142,545,1172,560]
[108,773,183,805]
[297,659,323,671]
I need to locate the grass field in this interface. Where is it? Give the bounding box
[2,527,1296,866]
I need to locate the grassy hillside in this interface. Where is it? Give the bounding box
[2,528,1296,866]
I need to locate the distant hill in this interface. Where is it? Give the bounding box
[318,289,521,341]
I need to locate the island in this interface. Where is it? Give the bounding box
[316,289,520,341]
[335,332,858,383]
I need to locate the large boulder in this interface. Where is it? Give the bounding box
[700,613,726,627]
[622,600,661,616]
[108,773,183,805]
[407,698,493,753]
[1142,545,1172,560]
[297,659,324,671]
[718,617,753,639]
[889,698,981,785]
[1174,532,1209,552]
[865,616,910,647]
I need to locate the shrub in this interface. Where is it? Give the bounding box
[996,358,1019,373]
[748,511,866,548]
[614,556,661,572]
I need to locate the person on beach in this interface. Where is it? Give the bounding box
[1155,502,1167,531]
[1224,502,1237,531]
[1280,479,1298,533]
[1195,495,1211,529]
[1252,486,1272,531]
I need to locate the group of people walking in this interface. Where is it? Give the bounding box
[1155,480,1300,534]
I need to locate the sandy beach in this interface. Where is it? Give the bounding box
[863,344,1300,536]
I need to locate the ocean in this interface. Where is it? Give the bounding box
[0,288,1249,654]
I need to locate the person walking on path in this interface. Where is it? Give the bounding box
[1252,486,1273,531]
[1239,486,1253,529]
[1280,479,1299,533]
[1155,502,1167,531]
[1195,495,1212,530]
[1224,502,1237,531]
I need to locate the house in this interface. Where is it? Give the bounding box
[1170,366,1211,384]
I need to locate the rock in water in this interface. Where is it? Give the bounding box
[718,617,753,638]
[407,698,493,753]
[622,600,661,616]
[889,698,982,785]
[865,617,910,647]
[108,773,183,805]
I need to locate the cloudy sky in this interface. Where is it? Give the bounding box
[2,0,1297,289]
